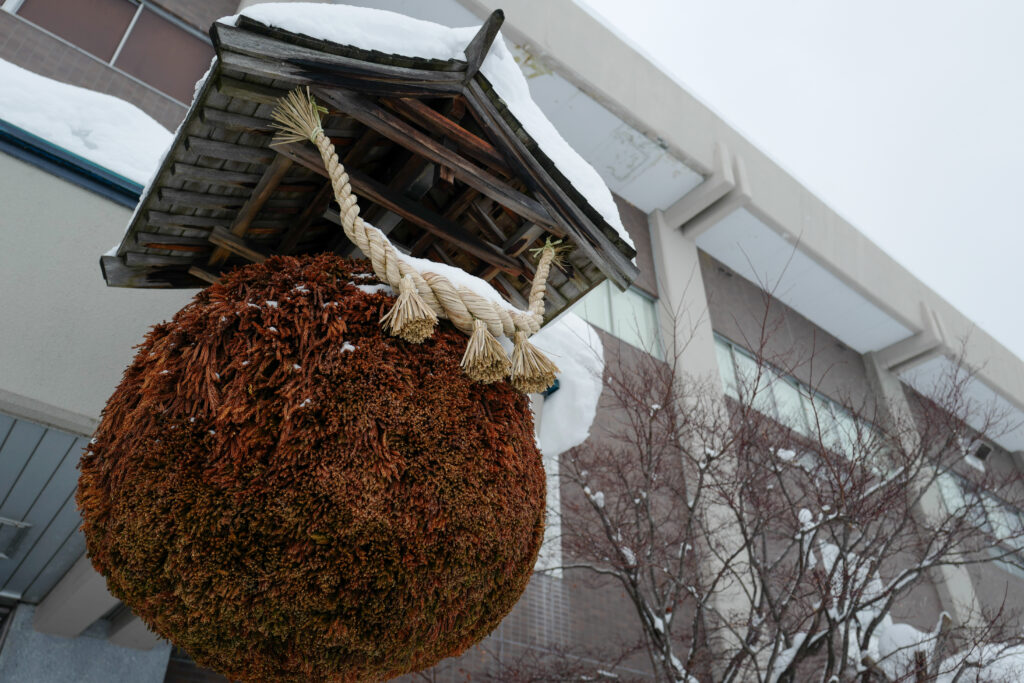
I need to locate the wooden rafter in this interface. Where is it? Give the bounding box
[207,155,292,267]
[312,87,555,228]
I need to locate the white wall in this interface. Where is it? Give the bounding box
[0,153,193,435]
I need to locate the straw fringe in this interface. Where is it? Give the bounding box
[510,331,560,394]
[381,274,438,343]
[461,319,511,383]
[271,88,567,392]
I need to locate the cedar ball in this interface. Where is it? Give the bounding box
[77,254,546,682]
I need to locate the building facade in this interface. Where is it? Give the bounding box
[2,0,1023,681]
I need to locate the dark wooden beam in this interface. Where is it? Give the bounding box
[465,80,639,289]
[346,169,521,275]
[383,97,510,174]
[208,226,267,264]
[313,87,554,227]
[215,22,466,92]
[462,10,504,82]
[208,155,292,267]
[188,266,222,285]
[277,181,334,254]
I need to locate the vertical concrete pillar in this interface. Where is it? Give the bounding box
[649,209,754,662]
[863,352,981,626]
[33,554,119,638]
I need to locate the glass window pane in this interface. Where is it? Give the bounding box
[715,339,738,399]
[834,409,859,458]
[609,287,656,352]
[114,7,215,102]
[575,281,612,334]
[19,0,137,62]
[732,350,776,418]
[804,394,839,451]
[772,376,808,433]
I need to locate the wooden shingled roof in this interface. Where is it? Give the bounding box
[102,10,638,322]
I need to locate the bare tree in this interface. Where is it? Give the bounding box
[548,323,1024,682]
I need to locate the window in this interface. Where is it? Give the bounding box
[714,334,878,460]
[574,281,662,357]
[11,0,214,103]
[938,472,1024,572]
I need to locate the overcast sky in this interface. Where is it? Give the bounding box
[576,0,1024,359]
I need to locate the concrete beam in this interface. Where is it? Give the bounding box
[661,142,734,230]
[33,554,118,638]
[875,303,947,373]
[107,612,161,651]
[681,154,751,240]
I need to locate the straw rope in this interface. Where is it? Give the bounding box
[271,88,559,391]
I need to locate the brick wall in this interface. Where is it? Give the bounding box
[150,1,239,32]
[0,11,186,130]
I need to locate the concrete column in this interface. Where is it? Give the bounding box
[863,352,982,626]
[648,208,721,387]
[33,554,119,638]
[649,209,754,666]
[0,604,170,683]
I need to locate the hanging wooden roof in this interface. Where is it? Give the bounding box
[101,10,638,322]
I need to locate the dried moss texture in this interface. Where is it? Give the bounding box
[78,255,545,682]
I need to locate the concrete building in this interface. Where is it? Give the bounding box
[1,0,1023,681]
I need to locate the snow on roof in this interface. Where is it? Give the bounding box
[230,2,633,249]
[0,58,171,185]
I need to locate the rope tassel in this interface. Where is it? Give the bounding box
[462,319,511,383]
[510,331,559,394]
[381,274,438,343]
[270,89,566,393]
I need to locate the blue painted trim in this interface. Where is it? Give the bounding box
[0,119,143,208]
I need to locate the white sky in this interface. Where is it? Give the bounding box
[576,0,1024,360]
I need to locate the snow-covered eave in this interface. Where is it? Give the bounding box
[213,9,636,280]
[0,116,143,209]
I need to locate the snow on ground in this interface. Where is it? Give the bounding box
[0,58,171,184]
[229,2,632,248]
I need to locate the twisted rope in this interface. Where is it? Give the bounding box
[271,88,559,392]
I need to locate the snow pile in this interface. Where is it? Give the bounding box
[0,58,171,184]
[229,2,632,248]
[531,313,604,458]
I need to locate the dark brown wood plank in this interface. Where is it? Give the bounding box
[125,252,197,267]
[313,88,554,227]
[462,10,504,82]
[277,182,334,254]
[383,97,510,173]
[159,188,248,209]
[188,266,222,285]
[465,80,638,289]
[208,155,292,267]
[214,23,466,90]
[172,162,262,187]
[101,256,173,289]
[200,107,275,133]
[347,170,521,275]
[186,136,275,165]
[216,75,286,105]
[208,226,267,264]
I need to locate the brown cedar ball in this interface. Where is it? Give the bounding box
[77,254,546,682]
